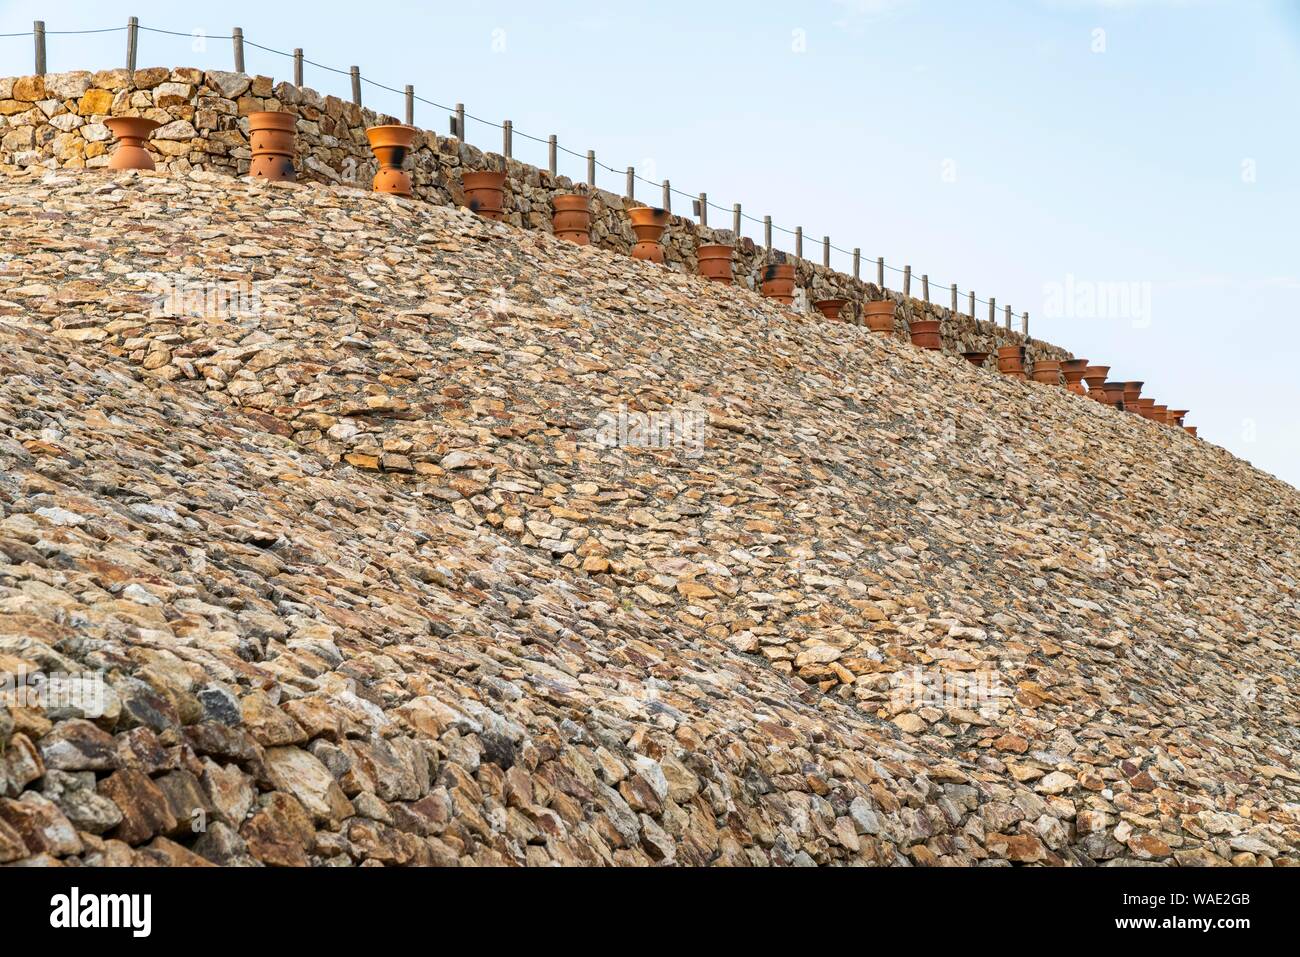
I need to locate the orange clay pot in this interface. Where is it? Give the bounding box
[696,244,734,284]
[962,351,989,368]
[863,300,895,334]
[909,318,942,350]
[1150,404,1169,424]
[760,262,796,304]
[1102,382,1127,409]
[1061,359,1090,395]
[1134,398,1157,419]
[1031,359,1062,386]
[462,169,507,220]
[815,299,847,321]
[552,194,591,245]
[996,345,1027,380]
[1083,366,1109,401]
[1123,381,1144,412]
[1185,426,1198,438]
[1169,409,1189,427]
[627,206,669,263]
[105,117,161,170]
[366,125,417,197]
[247,111,296,182]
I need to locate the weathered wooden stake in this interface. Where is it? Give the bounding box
[698,193,707,226]
[233,28,245,73]
[548,136,557,176]
[1022,311,1029,336]
[989,297,996,325]
[853,248,861,280]
[733,204,741,238]
[405,86,414,126]
[293,49,303,86]
[823,236,830,268]
[626,167,634,199]
[34,21,46,75]
[969,291,975,319]
[795,227,803,259]
[455,104,465,141]
[877,257,884,288]
[764,216,772,251]
[951,283,958,314]
[350,66,361,107]
[502,121,512,159]
[662,180,670,212]
[587,150,595,187]
[922,273,930,303]
[126,17,138,72]
[903,266,912,298]
[1004,304,1012,331]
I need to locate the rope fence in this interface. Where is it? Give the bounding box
[6,17,1034,336]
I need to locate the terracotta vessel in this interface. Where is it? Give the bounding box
[366,125,418,197]
[760,262,796,304]
[815,299,847,321]
[105,117,161,170]
[1134,398,1157,419]
[696,244,734,284]
[1031,359,1062,386]
[247,111,296,182]
[551,194,591,245]
[462,169,508,220]
[1185,426,1198,438]
[909,318,942,350]
[628,206,670,263]
[962,351,989,368]
[863,300,895,334]
[1102,382,1127,408]
[1150,404,1169,424]
[1169,409,1189,427]
[1061,359,1090,395]
[1123,381,1144,412]
[996,345,1027,380]
[1082,365,1110,400]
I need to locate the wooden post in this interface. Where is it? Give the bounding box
[126,17,138,72]
[764,216,772,252]
[733,204,741,238]
[34,21,45,75]
[502,120,512,160]
[823,236,830,268]
[548,136,557,176]
[877,257,884,288]
[233,28,245,73]
[1022,311,1029,336]
[853,248,861,280]
[794,227,802,259]
[293,49,304,86]
[662,180,670,212]
[950,283,958,314]
[587,150,595,187]
[903,266,912,298]
[698,193,707,227]
[626,167,634,199]
[969,291,975,319]
[1004,304,1012,330]
[350,67,361,107]
[922,273,930,303]
[989,297,996,325]
[455,104,465,141]
[405,86,415,126]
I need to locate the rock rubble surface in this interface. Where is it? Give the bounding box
[0,167,1296,867]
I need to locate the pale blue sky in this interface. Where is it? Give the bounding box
[4,0,1297,485]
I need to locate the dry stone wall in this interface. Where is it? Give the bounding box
[0,67,1070,365]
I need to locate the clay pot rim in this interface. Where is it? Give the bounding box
[461,169,508,186]
[816,298,848,308]
[552,194,590,209]
[996,344,1025,356]
[863,300,895,312]
[909,319,942,328]
[104,116,161,135]
[366,124,418,149]
[246,111,297,130]
[1061,359,1090,370]
[696,244,733,257]
[627,205,670,225]
[1084,365,1111,375]
[1124,381,1145,388]
[1034,359,1062,368]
